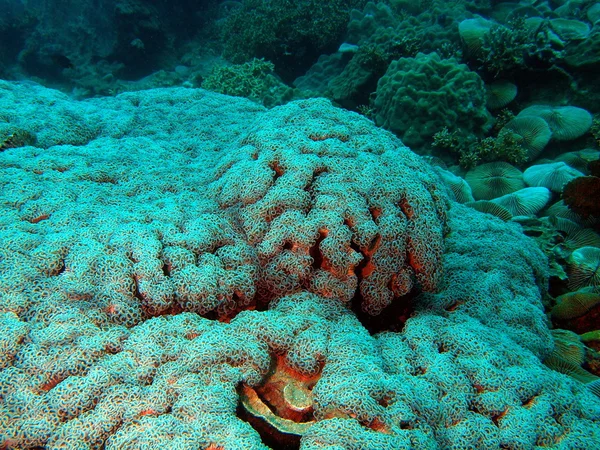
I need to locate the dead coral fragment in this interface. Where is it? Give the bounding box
[238,354,319,448]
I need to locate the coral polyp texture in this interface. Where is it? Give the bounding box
[210,100,447,314]
[1,81,599,449]
[374,52,491,150]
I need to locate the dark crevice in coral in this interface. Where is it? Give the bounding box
[353,251,369,281]
[398,197,414,220]
[522,395,537,408]
[309,230,327,271]
[378,396,391,407]
[201,309,219,321]
[348,239,362,256]
[352,234,380,282]
[269,160,285,184]
[352,288,418,334]
[398,420,413,430]
[444,300,463,312]
[53,260,66,276]
[132,276,145,304]
[368,207,382,223]
[236,400,301,450]
[304,168,327,202]
[491,409,508,426]
[254,283,273,311]
[366,233,381,254]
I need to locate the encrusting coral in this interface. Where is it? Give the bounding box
[0,81,599,449]
[201,59,294,107]
[374,52,491,150]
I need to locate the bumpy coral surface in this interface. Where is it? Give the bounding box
[1,81,599,449]
[374,52,491,149]
[210,98,447,314]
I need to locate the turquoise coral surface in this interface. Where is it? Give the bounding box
[1,0,600,449]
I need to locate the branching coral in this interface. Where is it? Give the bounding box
[477,18,534,78]
[220,0,368,80]
[433,126,527,169]
[470,18,564,79]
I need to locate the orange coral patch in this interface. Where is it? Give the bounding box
[29,214,50,223]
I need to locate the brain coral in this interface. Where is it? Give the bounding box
[374,52,491,149]
[0,81,599,449]
[210,99,447,314]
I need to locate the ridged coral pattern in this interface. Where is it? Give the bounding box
[1,82,599,448]
[210,99,447,314]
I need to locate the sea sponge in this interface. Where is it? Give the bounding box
[465,161,526,200]
[374,52,491,149]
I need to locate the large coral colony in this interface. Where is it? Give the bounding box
[1,0,600,449]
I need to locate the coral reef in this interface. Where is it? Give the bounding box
[220,0,368,81]
[209,97,447,314]
[0,124,37,151]
[2,0,600,444]
[374,52,491,150]
[0,82,599,449]
[201,59,294,107]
